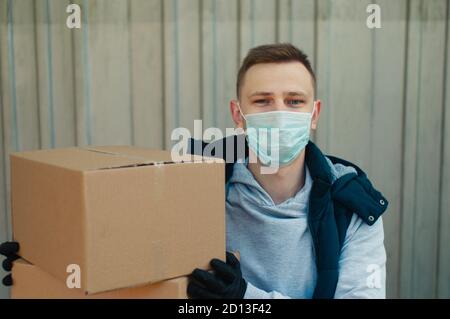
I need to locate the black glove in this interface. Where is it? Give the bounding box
[0,241,20,286]
[187,251,247,299]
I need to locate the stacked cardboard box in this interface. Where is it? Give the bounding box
[11,259,189,299]
[10,146,225,298]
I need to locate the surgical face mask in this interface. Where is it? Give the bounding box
[238,102,316,167]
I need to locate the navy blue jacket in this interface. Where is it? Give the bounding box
[188,135,388,299]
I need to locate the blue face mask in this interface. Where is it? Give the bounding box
[238,102,316,167]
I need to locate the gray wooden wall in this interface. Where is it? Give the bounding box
[0,0,449,299]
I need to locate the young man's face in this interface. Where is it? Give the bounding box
[230,61,321,130]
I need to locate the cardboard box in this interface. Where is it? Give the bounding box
[11,259,188,299]
[11,146,225,294]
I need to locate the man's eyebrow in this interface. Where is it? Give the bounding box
[248,91,273,98]
[285,91,307,97]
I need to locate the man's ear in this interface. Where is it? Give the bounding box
[230,99,245,129]
[311,99,321,130]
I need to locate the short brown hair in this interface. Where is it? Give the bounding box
[236,43,316,98]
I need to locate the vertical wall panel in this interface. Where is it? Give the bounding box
[0,0,41,243]
[0,0,41,155]
[0,0,9,299]
[35,0,76,149]
[0,119,7,299]
[369,0,407,299]
[5,0,41,152]
[202,0,238,133]
[164,0,201,148]
[0,0,10,246]
[129,0,164,148]
[72,0,133,146]
[0,0,41,299]
[278,0,316,66]
[438,0,450,299]
[83,0,132,145]
[72,0,89,146]
[401,0,447,298]
[316,0,373,166]
[240,0,277,60]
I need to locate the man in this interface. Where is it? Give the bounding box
[1,43,388,299]
[185,43,388,299]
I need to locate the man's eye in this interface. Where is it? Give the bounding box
[254,99,270,104]
[287,99,304,106]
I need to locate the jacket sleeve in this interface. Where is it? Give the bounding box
[244,281,292,299]
[334,215,387,299]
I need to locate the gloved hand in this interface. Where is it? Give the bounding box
[0,241,20,286]
[188,251,247,299]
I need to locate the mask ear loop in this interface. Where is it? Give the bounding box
[237,101,247,121]
[236,101,251,166]
[311,100,316,118]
